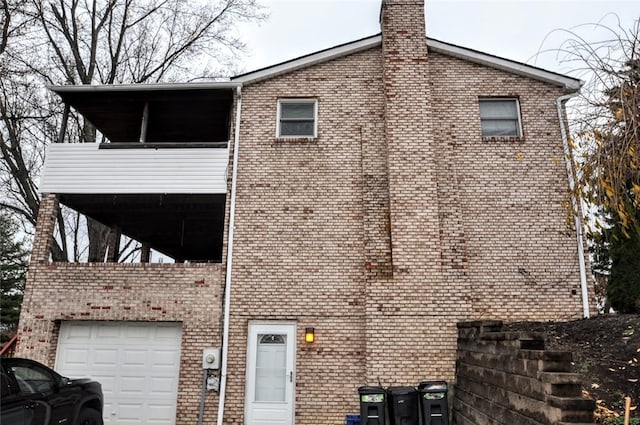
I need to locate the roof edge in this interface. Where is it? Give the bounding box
[427,38,582,92]
[49,81,241,94]
[232,34,383,84]
[233,34,582,92]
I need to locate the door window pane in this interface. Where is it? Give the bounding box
[255,333,287,402]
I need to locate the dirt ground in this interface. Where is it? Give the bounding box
[506,315,640,424]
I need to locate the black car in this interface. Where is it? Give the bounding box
[1,357,103,425]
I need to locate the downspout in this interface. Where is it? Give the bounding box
[217,84,242,425]
[556,92,590,318]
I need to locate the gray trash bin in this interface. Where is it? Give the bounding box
[358,386,386,425]
[417,381,448,425]
[387,386,419,425]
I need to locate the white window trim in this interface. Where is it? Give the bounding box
[479,97,523,138]
[276,98,318,138]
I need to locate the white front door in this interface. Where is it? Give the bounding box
[245,322,296,425]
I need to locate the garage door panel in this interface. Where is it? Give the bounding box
[96,326,121,339]
[121,349,148,366]
[148,404,174,421]
[120,376,146,395]
[94,349,119,366]
[151,377,177,394]
[125,325,152,339]
[60,347,91,367]
[154,326,182,341]
[151,349,180,367]
[118,402,146,419]
[56,321,182,425]
[64,324,92,339]
[93,376,116,394]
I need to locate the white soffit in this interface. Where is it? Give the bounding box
[233,34,582,92]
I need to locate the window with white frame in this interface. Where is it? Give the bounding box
[479,98,522,137]
[277,99,317,138]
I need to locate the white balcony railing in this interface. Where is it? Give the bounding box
[39,143,229,194]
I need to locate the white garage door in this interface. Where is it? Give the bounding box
[55,321,183,425]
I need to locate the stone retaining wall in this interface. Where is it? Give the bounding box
[454,321,595,425]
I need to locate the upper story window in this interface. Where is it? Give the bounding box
[479,98,522,137]
[277,99,317,138]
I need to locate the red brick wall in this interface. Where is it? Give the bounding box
[222,47,384,424]
[17,194,226,424]
[222,5,593,425]
[429,52,594,321]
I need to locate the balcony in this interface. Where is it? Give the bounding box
[41,83,237,262]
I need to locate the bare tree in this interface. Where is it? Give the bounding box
[556,16,640,238]
[0,0,264,261]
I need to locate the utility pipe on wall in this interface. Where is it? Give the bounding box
[556,92,590,318]
[216,84,243,425]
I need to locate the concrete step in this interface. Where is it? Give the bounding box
[538,372,583,384]
[553,422,595,425]
[548,395,596,411]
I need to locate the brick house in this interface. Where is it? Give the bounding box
[16,1,594,424]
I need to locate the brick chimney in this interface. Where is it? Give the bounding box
[380,0,439,278]
[364,0,444,383]
[380,0,427,55]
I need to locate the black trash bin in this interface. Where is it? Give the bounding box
[358,386,386,425]
[387,386,419,425]
[417,381,448,425]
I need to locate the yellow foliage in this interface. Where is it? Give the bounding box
[601,179,614,199]
[622,227,630,239]
[615,108,624,120]
[617,205,629,229]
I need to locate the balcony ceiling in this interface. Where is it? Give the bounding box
[59,193,226,262]
[53,87,233,144]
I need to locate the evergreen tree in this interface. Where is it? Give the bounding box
[591,208,640,313]
[601,210,640,313]
[0,212,28,341]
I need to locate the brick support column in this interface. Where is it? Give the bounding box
[30,194,58,265]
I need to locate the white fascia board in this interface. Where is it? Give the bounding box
[232,35,383,84]
[427,38,583,92]
[49,81,242,93]
[233,33,581,92]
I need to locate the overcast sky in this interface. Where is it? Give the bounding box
[235,0,640,78]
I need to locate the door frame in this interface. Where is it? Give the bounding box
[244,321,296,425]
